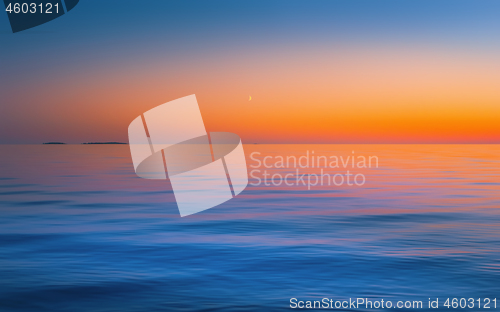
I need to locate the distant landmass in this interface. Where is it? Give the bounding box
[82,142,128,145]
[42,142,128,145]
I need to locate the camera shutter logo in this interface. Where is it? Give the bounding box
[128,95,248,217]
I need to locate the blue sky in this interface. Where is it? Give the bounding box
[1,1,500,143]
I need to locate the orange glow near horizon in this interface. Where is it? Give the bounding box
[8,44,500,143]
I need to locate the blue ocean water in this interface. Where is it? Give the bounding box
[0,144,499,311]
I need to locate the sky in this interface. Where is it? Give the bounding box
[1,0,500,144]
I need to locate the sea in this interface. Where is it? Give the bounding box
[0,144,499,311]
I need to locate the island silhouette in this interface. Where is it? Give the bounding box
[43,142,127,145]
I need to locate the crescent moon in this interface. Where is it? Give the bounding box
[249,96,252,101]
